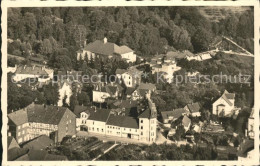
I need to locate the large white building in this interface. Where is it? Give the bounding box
[77,37,136,63]
[116,67,142,88]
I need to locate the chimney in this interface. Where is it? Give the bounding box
[104,37,107,44]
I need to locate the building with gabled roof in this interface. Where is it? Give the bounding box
[184,102,201,117]
[161,108,187,124]
[8,103,76,144]
[77,37,136,63]
[85,95,157,143]
[116,67,142,88]
[92,83,123,103]
[212,90,235,117]
[13,65,53,83]
[182,115,191,132]
[8,136,20,150]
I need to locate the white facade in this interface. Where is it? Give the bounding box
[76,112,89,131]
[86,120,106,134]
[121,52,136,63]
[58,82,72,106]
[212,97,235,116]
[122,73,133,87]
[138,118,157,142]
[92,90,110,103]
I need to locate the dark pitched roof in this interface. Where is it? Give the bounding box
[15,65,49,75]
[138,83,156,91]
[85,40,118,56]
[8,136,19,149]
[187,102,200,113]
[161,108,186,121]
[121,116,139,129]
[237,139,254,157]
[120,100,138,109]
[8,109,28,126]
[88,109,111,122]
[27,149,48,161]
[8,147,29,161]
[22,135,54,150]
[221,90,235,106]
[106,114,123,127]
[8,103,75,126]
[84,40,133,56]
[27,105,68,125]
[73,105,94,118]
[126,87,136,95]
[106,114,139,129]
[115,69,127,75]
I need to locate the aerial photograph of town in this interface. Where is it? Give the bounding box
[5,5,255,162]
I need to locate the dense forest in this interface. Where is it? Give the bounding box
[7,7,254,71]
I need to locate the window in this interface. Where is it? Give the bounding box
[129,81,130,85]
[129,129,131,131]
[141,132,143,135]
[93,122,94,125]
[141,120,143,123]
[22,130,25,134]
[124,128,126,131]
[102,129,103,132]
[141,126,143,129]
[18,126,21,130]
[18,138,22,143]
[18,132,21,136]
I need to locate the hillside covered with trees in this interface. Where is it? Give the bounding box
[8,7,254,71]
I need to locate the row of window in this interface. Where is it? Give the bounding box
[18,123,58,130]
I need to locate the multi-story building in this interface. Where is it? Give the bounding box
[116,67,142,88]
[77,37,136,63]
[7,103,76,144]
[85,95,157,143]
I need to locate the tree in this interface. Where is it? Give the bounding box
[41,39,53,56]
[43,83,59,105]
[174,125,186,141]
[77,91,90,106]
[23,12,37,35]
[191,27,213,53]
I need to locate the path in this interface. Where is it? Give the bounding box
[92,143,118,161]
